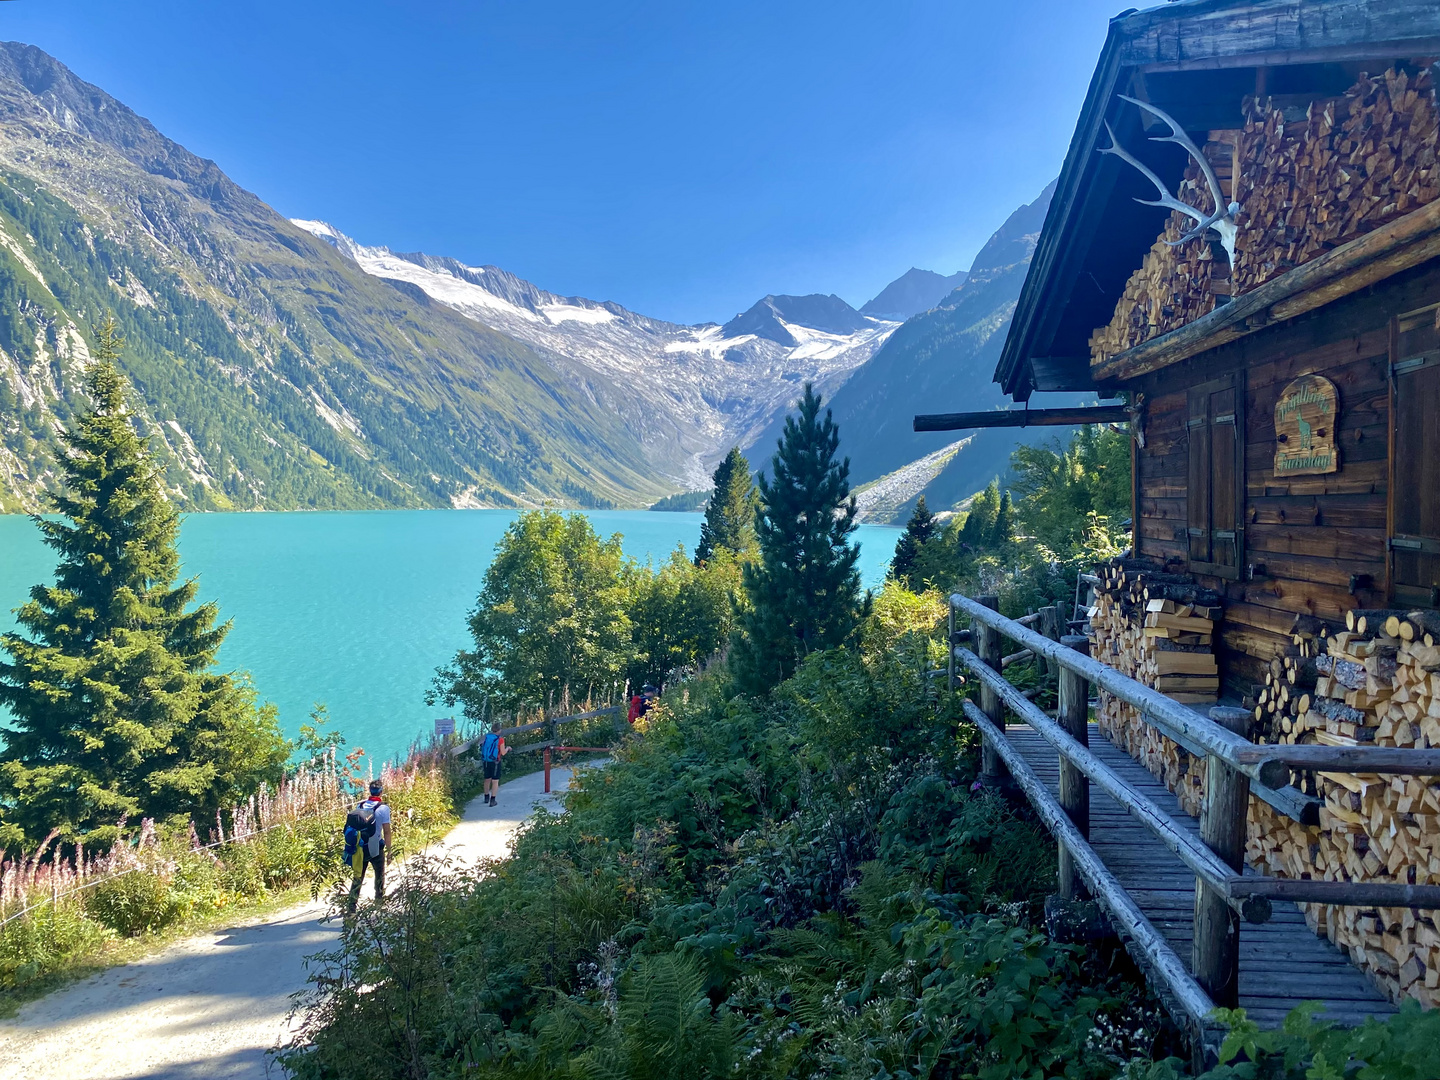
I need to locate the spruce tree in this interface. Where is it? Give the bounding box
[694,447,757,565]
[958,479,1001,551]
[890,495,937,585]
[0,318,286,848]
[990,489,1014,547]
[730,385,862,694]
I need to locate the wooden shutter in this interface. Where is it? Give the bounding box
[1187,375,1244,580]
[1390,304,1440,608]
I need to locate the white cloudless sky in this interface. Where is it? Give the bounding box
[6,0,1132,323]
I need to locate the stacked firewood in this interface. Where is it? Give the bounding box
[1091,67,1439,366]
[1247,615,1329,750]
[1234,67,1440,293]
[1088,559,1223,816]
[1245,608,1440,1005]
[1087,564,1440,1001]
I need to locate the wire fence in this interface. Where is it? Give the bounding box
[0,747,399,928]
[0,704,624,930]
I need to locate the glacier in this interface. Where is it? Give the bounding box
[291,220,898,490]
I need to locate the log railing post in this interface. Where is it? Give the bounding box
[1037,605,1059,677]
[974,595,1008,784]
[948,604,957,693]
[1057,634,1091,899]
[1194,706,1252,1007]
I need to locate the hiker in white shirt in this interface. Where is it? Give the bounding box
[346,779,392,910]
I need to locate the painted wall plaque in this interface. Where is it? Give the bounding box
[1274,374,1340,476]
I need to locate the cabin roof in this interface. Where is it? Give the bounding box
[995,0,1440,401]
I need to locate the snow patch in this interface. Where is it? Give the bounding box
[287,218,901,487]
[541,302,615,326]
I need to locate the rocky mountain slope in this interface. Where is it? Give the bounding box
[0,42,682,512]
[807,181,1105,522]
[859,267,968,321]
[292,221,898,490]
[0,40,1077,518]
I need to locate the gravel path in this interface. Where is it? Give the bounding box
[0,765,581,1080]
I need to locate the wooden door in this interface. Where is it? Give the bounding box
[1187,375,1244,580]
[1390,304,1440,608]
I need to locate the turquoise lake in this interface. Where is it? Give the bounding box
[0,510,901,766]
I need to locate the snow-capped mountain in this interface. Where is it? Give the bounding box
[292,220,898,488]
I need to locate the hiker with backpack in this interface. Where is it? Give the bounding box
[627,683,659,725]
[344,780,392,911]
[481,721,509,806]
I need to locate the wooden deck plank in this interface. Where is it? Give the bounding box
[1003,723,1395,1027]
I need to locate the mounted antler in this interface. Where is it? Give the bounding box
[1099,94,1241,266]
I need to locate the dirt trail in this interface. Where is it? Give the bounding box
[0,765,580,1080]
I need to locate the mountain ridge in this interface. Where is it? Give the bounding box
[0,40,1068,518]
[0,40,667,512]
[860,267,968,321]
[765,180,1090,522]
[293,219,900,489]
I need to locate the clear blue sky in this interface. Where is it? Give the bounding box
[7,0,1127,324]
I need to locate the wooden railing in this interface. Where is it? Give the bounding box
[449,705,625,758]
[950,591,1440,1040]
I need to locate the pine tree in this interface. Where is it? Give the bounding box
[694,447,757,565]
[0,317,286,848]
[890,495,938,585]
[990,489,1014,547]
[958,479,1001,551]
[730,385,862,694]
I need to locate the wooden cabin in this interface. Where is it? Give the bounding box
[961,0,1440,1008]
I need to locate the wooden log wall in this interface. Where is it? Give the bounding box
[1091,66,1440,366]
[1134,279,1406,695]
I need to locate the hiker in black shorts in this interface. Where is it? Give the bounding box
[481,721,509,806]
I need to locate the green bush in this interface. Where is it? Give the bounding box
[1120,1001,1440,1080]
[0,900,108,987]
[279,646,1157,1080]
[86,870,183,937]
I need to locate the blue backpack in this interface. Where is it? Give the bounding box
[342,798,380,866]
[481,732,500,762]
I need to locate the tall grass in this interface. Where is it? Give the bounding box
[0,744,475,993]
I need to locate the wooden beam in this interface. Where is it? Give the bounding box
[1030,355,1099,392]
[954,593,1313,823]
[1138,40,1440,74]
[1057,634,1092,902]
[914,405,1129,432]
[1115,0,1440,72]
[975,594,1007,786]
[959,650,1440,911]
[1093,197,1440,384]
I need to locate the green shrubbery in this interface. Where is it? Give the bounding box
[898,424,1133,619]
[86,871,185,938]
[279,605,1177,1079]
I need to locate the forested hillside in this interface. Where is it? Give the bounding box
[0,42,662,512]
